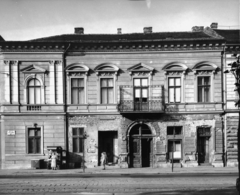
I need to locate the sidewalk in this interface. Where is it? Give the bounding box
[0,165,238,177]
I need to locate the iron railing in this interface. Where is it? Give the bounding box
[118,100,163,112]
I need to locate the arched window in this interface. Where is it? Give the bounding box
[27,78,41,104]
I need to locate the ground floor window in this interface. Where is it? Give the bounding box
[72,127,84,153]
[28,127,41,154]
[168,140,182,161]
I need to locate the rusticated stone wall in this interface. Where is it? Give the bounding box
[226,115,238,167]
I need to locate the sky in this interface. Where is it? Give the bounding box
[0,0,239,41]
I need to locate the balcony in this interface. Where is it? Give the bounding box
[118,85,164,113]
[118,100,163,112]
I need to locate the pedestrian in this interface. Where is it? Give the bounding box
[47,150,52,169]
[101,152,107,170]
[51,152,57,170]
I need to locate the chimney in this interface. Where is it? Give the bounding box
[192,26,204,32]
[210,23,218,29]
[117,28,122,34]
[74,27,84,34]
[143,27,152,34]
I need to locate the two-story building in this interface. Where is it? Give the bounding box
[0,26,226,169]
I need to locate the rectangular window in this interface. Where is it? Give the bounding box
[28,128,41,154]
[168,77,181,103]
[168,140,182,159]
[71,78,85,104]
[198,77,210,102]
[72,127,84,153]
[167,126,182,135]
[101,78,114,104]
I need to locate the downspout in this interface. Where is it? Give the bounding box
[62,44,71,154]
[222,45,227,167]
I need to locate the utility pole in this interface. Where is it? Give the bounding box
[224,54,240,193]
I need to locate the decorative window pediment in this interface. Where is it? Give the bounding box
[94,63,119,76]
[162,62,188,75]
[192,61,218,75]
[127,63,154,76]
[20,65,47,74]
[65,63,89,76]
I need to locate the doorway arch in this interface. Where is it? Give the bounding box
[129,123,153,168]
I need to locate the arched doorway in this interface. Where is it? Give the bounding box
[129,124,153,168]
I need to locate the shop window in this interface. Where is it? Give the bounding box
[72,127,84,153]
[168,140,182,160]
[71,78,85,104]
[27,78,41,104]
[101,78,114,104]
[168,77,181,103]
[198,76,210,102]
[28,127,41,154]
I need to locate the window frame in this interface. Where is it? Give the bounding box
[100,78,114,104]
[197,76,211,103]
[72,127,84,153]
[70,77,85,104]
[168,77,181,103]
[27,78,41,104]
[26,125,43,155]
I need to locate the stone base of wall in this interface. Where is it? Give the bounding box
[212,162,224,167]
[227,161,238,167]
[119,162,129,168]
[182,161,198,167]
[2,161,32,169]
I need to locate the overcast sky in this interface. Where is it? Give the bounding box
[0,0,239,41]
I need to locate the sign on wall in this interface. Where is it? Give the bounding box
[7,130,16,136]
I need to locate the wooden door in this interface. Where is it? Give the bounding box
[130,138,141,168]
[141,138,152,167]
[197,137,209,164]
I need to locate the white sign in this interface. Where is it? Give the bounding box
[7,131,16,136]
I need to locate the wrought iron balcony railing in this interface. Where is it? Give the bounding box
[118,100,163,112]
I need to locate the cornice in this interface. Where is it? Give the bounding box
[0,40,225,53]
[225,45,240,53]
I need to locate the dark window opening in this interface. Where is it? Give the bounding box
[167,126,182,135]
[72,127,84,153]
[28,127,41,154]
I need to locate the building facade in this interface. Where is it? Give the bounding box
[213,26,240,167]
[0,26,226,169]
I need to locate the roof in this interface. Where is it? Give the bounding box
[214,29,240,44]
[0,35,5,42]
[29,31,222,42]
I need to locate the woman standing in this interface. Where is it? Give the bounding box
[51,152,57,170]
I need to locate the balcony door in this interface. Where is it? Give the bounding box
[134,78,148,111]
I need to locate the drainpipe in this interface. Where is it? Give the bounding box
[222,46,227,167]
[62,43,71,154]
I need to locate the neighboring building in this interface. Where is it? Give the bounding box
[0,26,225,169]
[211,23,240,167]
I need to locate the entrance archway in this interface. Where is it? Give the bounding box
[129,124,153,168]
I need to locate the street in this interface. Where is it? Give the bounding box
[0,173,238,195]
